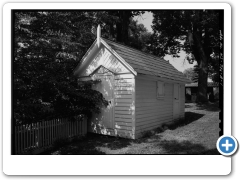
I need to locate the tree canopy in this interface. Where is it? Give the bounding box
[14,11,106,124]
[183,67,198,82]
[150,10,221,102]
[14,10,151,124]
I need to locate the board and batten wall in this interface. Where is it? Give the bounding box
[135,76,185,138]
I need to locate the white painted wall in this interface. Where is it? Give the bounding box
[114,74,135,139]
[80,47,129,77]
[78,46,136,139]
[78,46,186,139]
[135,75,185,138]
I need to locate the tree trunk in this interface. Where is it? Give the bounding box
[116,11,131,45]
[193,32,209,103]
[197,58,208,103]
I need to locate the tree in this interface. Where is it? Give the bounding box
[150,10,220,102]
[128,18,152,52]
[14,11,108,124]
[183,67,198,82]
[14,10,150,125]
[95,11,145,45]
[208,55,220,82]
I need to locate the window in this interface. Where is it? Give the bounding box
[157,81,165,99]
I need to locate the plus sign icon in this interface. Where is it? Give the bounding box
[217,135,238,156]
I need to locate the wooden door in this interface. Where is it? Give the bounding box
[173,84,180,120]
[92,74,114,129]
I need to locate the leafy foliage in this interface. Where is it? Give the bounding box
[128,18,152,52]
[14,11,109,124]
[183,67,198,82]
[14,11,150,125]
[150,10,221,102]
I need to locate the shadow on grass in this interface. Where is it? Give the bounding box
[159,139,220,154]
[196,102,220,112]
[185,104,193,108]
[41,133,133,155]
[166,112,204,130]
[41,133,220,155]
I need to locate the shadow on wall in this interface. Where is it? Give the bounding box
[90,72,135,139]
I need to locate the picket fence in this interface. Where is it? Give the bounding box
[15,118,87,154]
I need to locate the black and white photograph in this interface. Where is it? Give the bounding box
[11,9,224,156]
[2,1,238,176]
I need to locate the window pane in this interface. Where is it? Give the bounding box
[157,81,164,97]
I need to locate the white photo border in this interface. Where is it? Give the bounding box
[3,2,231,175]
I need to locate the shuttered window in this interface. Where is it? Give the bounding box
[157,81,165,99]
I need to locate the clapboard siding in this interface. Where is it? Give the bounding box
[135,102,172,108]
[115,103,133,107]
[115,121,132,126]
[84,46,135,139]
[135,76,173,138]
[136,104,172,108]
[136,109,172,116]
[136,115,173,126]
[136,116,173,128]
[136,117,173,134]
[136,113,173,121]
[115,114,132,119]
[113,75,135,139]
[76,39,188,140]
[114,117,133,123]
[87,73,135,139]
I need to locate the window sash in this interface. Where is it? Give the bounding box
[157,81,164,98]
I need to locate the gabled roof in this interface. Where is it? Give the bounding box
[186,82,219,87]
[102,38,190,83]
[74,37,190,83]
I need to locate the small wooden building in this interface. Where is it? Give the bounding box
[74,26,190,139]
[185,82,219,102]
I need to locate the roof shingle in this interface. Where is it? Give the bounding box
[103,38,190,83]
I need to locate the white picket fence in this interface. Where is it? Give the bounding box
[15,118,87,154]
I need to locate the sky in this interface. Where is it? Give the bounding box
[134,11,197,73]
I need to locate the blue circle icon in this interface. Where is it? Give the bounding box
[217,135,238,156]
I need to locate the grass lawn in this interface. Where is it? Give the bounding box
[42,102,220,155]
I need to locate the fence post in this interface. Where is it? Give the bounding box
[13,116,87,154]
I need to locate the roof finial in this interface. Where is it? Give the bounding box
[97,25,101,48]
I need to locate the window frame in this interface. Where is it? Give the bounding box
[157,81,165,99]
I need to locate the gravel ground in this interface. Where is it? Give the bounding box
[43,102,220,155]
